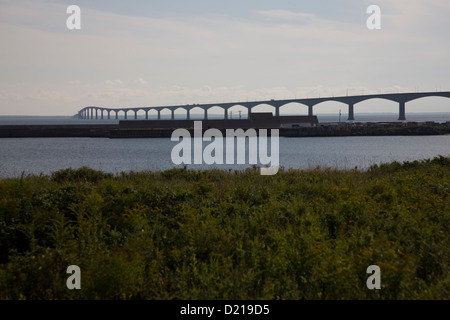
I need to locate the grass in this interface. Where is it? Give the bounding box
[0,157,449,299]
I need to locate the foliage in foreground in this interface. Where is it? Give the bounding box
[0,157,449,300]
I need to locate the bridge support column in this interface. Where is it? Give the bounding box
[107,111,111,120]
[348,104,355,121]
[157,110,161,120]
[124,111,128,120]
[171,110,174,120]
[398,102,406,120]
[101,110,104,119]
[187,110,190,120]
[95,109,98,119]
[145,110,148,120]
[275,107,280,117]
[308,105,313,117]
[115,111,118,120]
[91,108,94,119]
[134,110,138,120]
[225,109,228,120]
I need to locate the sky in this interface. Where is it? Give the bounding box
[1,0,450,116]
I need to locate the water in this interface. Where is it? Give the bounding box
[0,114,449,177]
[0,135,449,178]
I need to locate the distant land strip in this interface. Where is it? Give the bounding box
[0,122,449,138]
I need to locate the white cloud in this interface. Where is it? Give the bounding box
[134,77,148,85]
[257,10,317,23]
[105,79,123,85]
[0,0,449,115]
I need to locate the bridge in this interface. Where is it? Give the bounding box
[77,91,450,121]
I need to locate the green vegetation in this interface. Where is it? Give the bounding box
[1,157,449,300]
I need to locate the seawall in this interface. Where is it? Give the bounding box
[0,122,449,138]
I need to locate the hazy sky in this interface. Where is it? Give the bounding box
[1,0,450,116]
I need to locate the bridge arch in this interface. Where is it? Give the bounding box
[160,108,173,120]
[404,96,450,113]
[146,109,158,120]
[121,109,129,120]
[312,100,349,121]
[134,109,146,120]
[355,97,398,113]
[189,106,206,120]
[206,106,226,120]
[98,108,106,119]
[354,98,399,121]
[279,102,309,116]
[228,104,249,119]
[174,107,188,120]
[250,103,276,116]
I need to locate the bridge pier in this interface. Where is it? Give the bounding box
[398,102,406,120]
[124,110,128,120]
[91,108,94,120]
[107,110,111,120]
[275,107,280,117]
[348,103,355,121]
[134,110,138,120]
[187,110,190,120]
[157,110,161,120]
[145,110,148,120]
[115,111,118,120]
[225,109,228,120]
[308,105,313,117]
[171,110,174,120]
[101,110,104,119]
[95,109,98,119]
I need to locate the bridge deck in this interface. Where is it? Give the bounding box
[78,91,450,121]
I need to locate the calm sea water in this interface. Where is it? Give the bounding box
[0,114,449,178]
[0,135,449,178]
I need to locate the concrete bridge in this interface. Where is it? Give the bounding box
[77,91,450,121]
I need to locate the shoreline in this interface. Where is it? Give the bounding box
[0,122,449,138]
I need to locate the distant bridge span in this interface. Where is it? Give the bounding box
[77,91,450,121]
